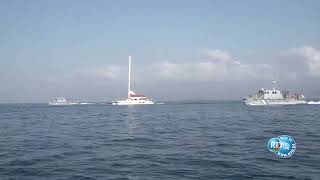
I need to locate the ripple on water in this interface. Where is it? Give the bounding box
[0,102,319,179]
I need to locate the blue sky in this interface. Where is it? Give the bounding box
[1,0,320,102]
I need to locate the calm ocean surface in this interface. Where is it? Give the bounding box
[0,102,319,180]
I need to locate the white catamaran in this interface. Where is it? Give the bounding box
[244,81,307,106]
[112,56,155,105]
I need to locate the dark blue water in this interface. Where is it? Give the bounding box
[0,102,319,179]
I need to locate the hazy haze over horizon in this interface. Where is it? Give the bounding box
[1,0,320,103]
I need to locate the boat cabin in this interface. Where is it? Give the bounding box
[262,89,284,100]
[129,94,148,100]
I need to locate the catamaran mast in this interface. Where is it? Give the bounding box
[128,56,131,99]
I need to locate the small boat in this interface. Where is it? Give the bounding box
[48,97,80,106]
[244,81,307,106]
[112,56,155,105]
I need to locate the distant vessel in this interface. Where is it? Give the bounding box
[244,81,307,106]
[112,56,155,105]
[48,97,80,106]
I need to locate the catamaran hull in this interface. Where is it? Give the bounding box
[244,99,307,106]
[112,100,155,105]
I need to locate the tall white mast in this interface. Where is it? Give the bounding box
[128,56,131,99]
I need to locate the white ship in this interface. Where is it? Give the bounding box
[112,56,155,105]
[244,81,307,106]
[48,97,80,106]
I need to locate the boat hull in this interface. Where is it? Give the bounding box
[244,99,307,106]
[112,100,155,105]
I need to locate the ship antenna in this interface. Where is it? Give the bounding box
[272,80,277,89]
[128,56,131,99]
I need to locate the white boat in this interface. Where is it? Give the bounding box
[244,81,307,106]
[112,56,155,105]
[307,101,320,105]
[48,97,80,106]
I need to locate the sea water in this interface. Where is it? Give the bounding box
[0,102,319,179]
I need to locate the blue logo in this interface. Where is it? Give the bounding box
[267,135,296,158]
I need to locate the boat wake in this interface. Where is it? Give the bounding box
[307,101,320,105]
